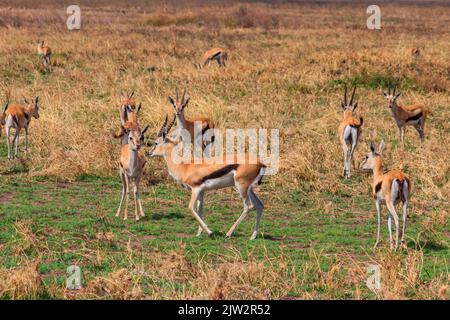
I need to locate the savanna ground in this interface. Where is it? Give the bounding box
[0,0,448,299]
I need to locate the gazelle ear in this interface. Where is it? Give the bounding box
[341,102,346,110]
[352,103,358,111]
[129,91,134,99]
[183,97,190,109]
[168,96,175,106]
[394,92,401,100]
[379,140,385,155]
[370,142,376,154]
[137,102,142,114]
[141,125,149,135]
[21,96,29,104]
[34,96,39,104]
[383,92,388,98]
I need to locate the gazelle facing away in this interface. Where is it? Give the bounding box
[360,141,411,250]
[37,40,52,68]
[194,47,228,69]
[2,97,40,160]
[338,85,363,178]
[168,85,215,149]
[148,116,266,240]
[116,122,149,220]
[383,82,431,144]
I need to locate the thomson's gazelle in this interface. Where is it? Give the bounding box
[383,82,431,144]
[37,40,52,68]
[168,85,215,148]
[360,141,411,250]
[2,97,40,160]
[148,116,266,240]
[194,47,228,69]
[116,122,149,220]
[338,85,363,178]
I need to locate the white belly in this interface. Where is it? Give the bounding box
[201,171,235,191]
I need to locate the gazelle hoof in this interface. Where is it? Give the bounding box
[249,231,258,240]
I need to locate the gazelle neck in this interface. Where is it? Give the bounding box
[176,112,187,130]
[161,142,185,183]
[372,156,384,182]
[127,144,140,175]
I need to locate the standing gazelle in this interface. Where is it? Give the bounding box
[168,84,215,149]
[3,97,40,160]
[383,82,431,144]
[148,116,266,240]
[37,40,52,68]
[338,85,363,178]
[194,47,228,69]
[116,122,149,220]
[360,141,411,250]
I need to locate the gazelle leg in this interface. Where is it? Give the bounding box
[342,142,349,178]
[196,191,205,236]
[226,185,250,238]
[401,201,408,247]
[374,200,382,249]
[6,125,12,160]
[133,179,140,221]
[116,168,127,218]
[136,176,145,218]
[415,123,425,143]
[249,188,264,240]
[123,174,130,220]
[24,127,29,152]
[14,130,19,157]
[189,187,212,235]
[387,202,400,250]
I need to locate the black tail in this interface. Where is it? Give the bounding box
[397,179,406,202]
[350,116,364,129]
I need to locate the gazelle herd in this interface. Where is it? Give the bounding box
[0,43,431,250]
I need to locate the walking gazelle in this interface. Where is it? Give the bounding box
[338,85,363,178]
[360,141,411,250]
[37,40,52,68]
[194,47,228,69]
[383,82,431,144]
[116,121,149,220]
[148,115,266,240]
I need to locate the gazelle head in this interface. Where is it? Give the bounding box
[341,85,358,116]
[124,124,149,152]
[148,115,176,157]
[120,91,141,124]
[168,85,190,117]
[22,96,40,119]
[359,141,385,172]
[383,82,401,109]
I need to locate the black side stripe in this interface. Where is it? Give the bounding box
[375,181,382,194]
[200,164,238,184]
[406,111,422,122]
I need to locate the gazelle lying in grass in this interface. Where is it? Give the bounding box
[338,85,363,178]
[148,115,266,240]
[168,85,215,149]
[194,47,228,69]
[360,141,411,250]
[37,40,52,68]
[2,97,40,160]
[116,121,149,220]
[383,82,431,144]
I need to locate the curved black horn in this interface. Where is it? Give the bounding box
[176,88,179,101]
[166,114,176,133]
[349,86,356,105]
[393,81,397,96]
[388,81,391,95]
[343,84,348,105]
[157,115,169,137]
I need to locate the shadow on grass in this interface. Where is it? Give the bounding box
[150,211,184,220]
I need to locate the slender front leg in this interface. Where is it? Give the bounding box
[116,168,127,217]
[401,201,408,247]
[133,180,140,221]
[189,188,212,235]
[374,200,382,249]
[123,175,130,220]
[25,127,29,152]
[6,126,12,160]
[136,176,145,218]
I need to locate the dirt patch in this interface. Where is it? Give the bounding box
[0,191,16,203]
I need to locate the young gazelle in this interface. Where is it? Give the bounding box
[168,85,215,149]
[148,116,265,240]
[383,82,431,144]
[194,47,228,69]
[116,122,149,220]
[338,85,363,178]
[3,97,40,160]
[360,141,411,250]
[37,40,52,68]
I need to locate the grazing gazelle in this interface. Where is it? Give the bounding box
[148,115,266,240]
[37,40,52,68]
[194,47,228,69]
[338,85,363,178]
[116,122,149,220]
[3,97,40,160]
[383,82,431,143]
[168,84,215,149]
[360,141,411,250]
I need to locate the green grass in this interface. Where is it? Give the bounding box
[0,173,448,298]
